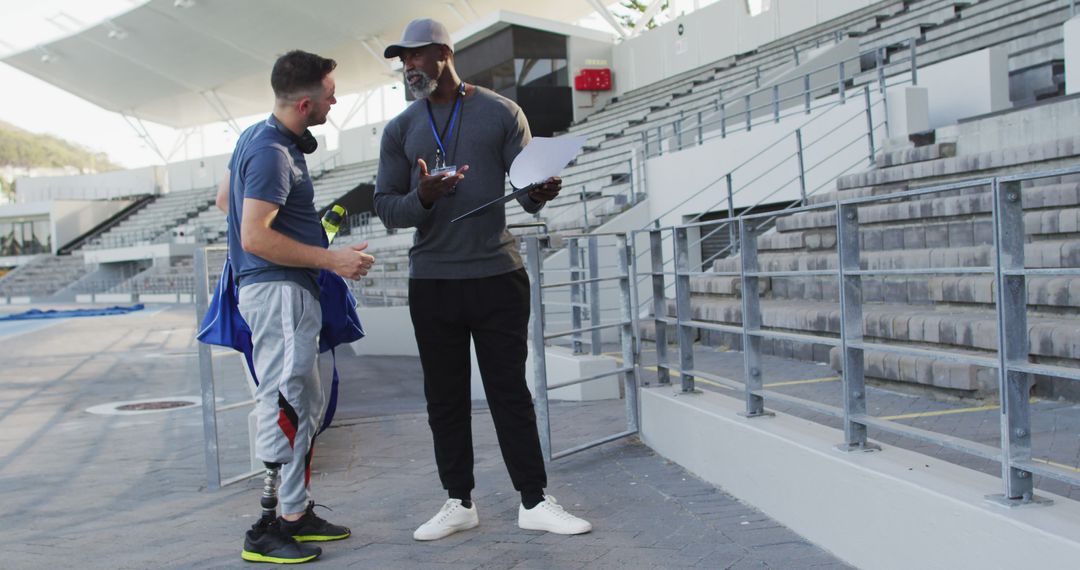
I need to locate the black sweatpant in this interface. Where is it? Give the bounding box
[408,268,547,494]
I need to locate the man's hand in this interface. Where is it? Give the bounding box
[528,176,562,204]
[416,158,470,208]
[328,242,376,281]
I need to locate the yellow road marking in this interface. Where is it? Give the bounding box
[764,377,839,387]
[880,398,1040,421]
[1031,457,1080,474]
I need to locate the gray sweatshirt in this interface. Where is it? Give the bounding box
[374,86,544,279]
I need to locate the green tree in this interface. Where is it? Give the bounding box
[0,177,12,203]
[617,0,670,31]
[0,120,120,173]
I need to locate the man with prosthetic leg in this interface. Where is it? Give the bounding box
[222,50,374,563]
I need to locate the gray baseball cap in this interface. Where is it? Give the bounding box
[384,19,453,58]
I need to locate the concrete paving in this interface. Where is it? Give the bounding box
[0,304,851,569]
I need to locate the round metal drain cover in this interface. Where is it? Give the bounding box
[86,396,202,416]
[116,400,195,411]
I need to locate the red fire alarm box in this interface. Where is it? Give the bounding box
[574,68,612,91]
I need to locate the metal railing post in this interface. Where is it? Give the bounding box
[673,226,695,393]
[864,86,876,165]
[795,129,808,206]
[697,110,704,145]
[989,179,1041,504]
[837,203,874,451]
[773,84,780,123]
[804,74,812,114]
[793,45,800,66]
[876,47,886,94]
[726,173,737,254]
[642,130,650,157]
[738,219,766,416]
[649,229,670,384]
[838,61,847,103]
[617,234,641,432]
[745,94,752,131]
[720,101,727,138]
[525,236,552,462]
[588,235,602,355]
[580,189,590,232]
[194,246,221,491]
[569,238,583,354]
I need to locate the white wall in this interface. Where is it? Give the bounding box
[166,153,231,192]
[646,89,876,228]
[642,388,1080,570]
[567,35,617,123]
[920,46,1010,130]
[50,200,132,253]
[17,165,163,202]
[338,121,387,166]
[612,0,874,95]
[940,92,1080,156]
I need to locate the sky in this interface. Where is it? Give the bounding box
[0,0,735,169]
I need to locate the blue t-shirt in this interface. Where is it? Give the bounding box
[227,115,324,297]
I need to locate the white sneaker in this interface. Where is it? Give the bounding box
[413,499,479,541]
[517,496,592,535]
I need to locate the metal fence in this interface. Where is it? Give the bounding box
[641,166,1080,506]
[193,245,259,490]
[524,233,641,461]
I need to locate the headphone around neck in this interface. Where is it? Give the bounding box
[268,116,318,154]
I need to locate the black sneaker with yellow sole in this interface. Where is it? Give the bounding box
[241,517,322,564]
[280,502,351,542]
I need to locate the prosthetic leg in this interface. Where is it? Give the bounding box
[258,462,283,524]
[240,462,322,563]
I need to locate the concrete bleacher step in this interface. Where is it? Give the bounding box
[762,206,1080,253]
[874,142,957,168]
[712,240,1079,274]
[778,180,1080,234]
[836,135,1080,191]
[0,254,90,297]
[690,268,1080,309]
[672,296,1078,392]
[914,0,1070,71]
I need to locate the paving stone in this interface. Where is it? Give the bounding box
[0,306,850,569]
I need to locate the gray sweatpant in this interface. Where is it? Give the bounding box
[239,281,324,516]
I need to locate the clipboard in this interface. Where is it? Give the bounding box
[450,184,538,223]
[450,135,586,223]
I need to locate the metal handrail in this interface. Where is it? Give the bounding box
[641,43,915,158]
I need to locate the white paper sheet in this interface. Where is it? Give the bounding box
[508,135,587,189]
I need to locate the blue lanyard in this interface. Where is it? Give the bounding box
[425,82,465,163]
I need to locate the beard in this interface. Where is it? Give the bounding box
[405,69,437,100]
[306,105,327,126]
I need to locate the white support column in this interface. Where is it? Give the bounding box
[1065,16,1080,95]
[121,113,169,165]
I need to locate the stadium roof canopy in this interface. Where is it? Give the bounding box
[1,0,609,129]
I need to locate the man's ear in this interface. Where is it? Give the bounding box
[295,95,312,115]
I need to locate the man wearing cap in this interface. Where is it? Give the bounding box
[374,18,592,541]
